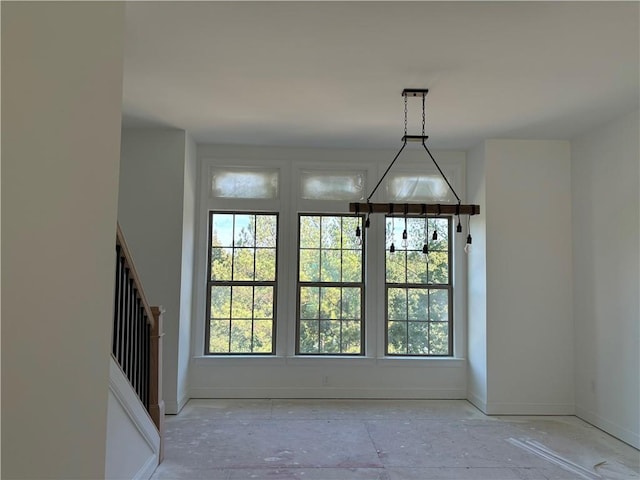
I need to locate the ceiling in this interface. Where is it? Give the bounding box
[122,1,639,150]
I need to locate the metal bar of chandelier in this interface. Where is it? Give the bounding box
[348,88,480,217]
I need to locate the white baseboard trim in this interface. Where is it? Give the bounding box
[576,405,640,449]
[178,392,190,412]
[134,454,159,480]
[164,394,190,415]
[467,391,488,413]
[190,386,467,399]
[483,401,575,416]
[109,359,160,451]
[108,358,160,480]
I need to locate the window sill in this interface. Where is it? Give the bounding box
[376,357,465,367]
[193,355,465,368]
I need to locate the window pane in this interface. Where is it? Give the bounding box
[299,249,319,282]
[408,322,429,355]
[341,288,361,319]
[407,289,428,321]
[320,287,340,319]
[253,320,273,353]
[427,251,449,284]
[342,250,362,282]
[300,287,320,319]
[388,288,407,320]
[210,286,231,318]
[231,286,253,319]
[428,218,449,251]
[406,217,427,250]
[387,321,407,354]
[341,217,362,249]
[342,321,361,354]
[301,171,365,201]
[406,251,427,284]
[388,174,451,202]
[429,322,449,355]
[211,247,232,281]
[234,215,255,247]
[233,248,255,281]
[255,249,276,281]
[299,320,319,353]
[211,169,278,199]
[429,289,448,322]
[209,319,230,353]
[386,250,406,283]
[255,215,277,247]
[386,217,405,250]
[321,250,341,282]
[211,214,234,247]
[300,216,320,248]
[254,286,273,319]
[230,320,253,352]
[321,216,341,248]
[319,320,341,353]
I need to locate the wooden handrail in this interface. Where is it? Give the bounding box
[116,223,155,330]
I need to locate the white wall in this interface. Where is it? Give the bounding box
[485,140,574,414]
[466,143,488,411]
[571,110,640,448]
[118,129,192,414]
[2,3,124,478]
[191,144,469,399]
[466,140,574,414]
[178,134,197,409]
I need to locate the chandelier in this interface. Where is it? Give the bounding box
[350,89,480,252]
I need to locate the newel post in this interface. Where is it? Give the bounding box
[150,306,165,463]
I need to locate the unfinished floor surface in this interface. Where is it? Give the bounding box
[151,399,639,480]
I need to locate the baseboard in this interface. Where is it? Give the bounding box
[108,358,160,480]
[190,386,467,399]
[467,391,488,413]
[109,359,160,450]
[134,454,159,480]
[164,394,190,415]
[576,405,640,449]
[177,392,190,412]
[483,401,575,416]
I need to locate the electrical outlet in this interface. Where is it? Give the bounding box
[322,375,329,386]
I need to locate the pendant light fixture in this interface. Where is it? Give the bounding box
[350,89,480,253]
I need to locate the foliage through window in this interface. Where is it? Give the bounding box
[297,215,364,355]
[386,216,452,356]
[207,212,278,354]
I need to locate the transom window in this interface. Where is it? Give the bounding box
[206,212,278,354]
[385,216,452,356]
[297,214,364,355]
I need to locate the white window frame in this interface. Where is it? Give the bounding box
[193,152,466,362]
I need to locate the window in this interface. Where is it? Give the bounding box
[385,215,452,356]
[206,212,278,354]
[210,168,279,199]
[300,170,365,201]
[297,214,364,355]
[199,157,464,361]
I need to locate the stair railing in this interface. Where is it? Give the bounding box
[113,223,164,461]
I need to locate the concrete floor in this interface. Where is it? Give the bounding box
[151,399,639,480]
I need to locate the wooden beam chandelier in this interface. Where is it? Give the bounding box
[349,89,480,252]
